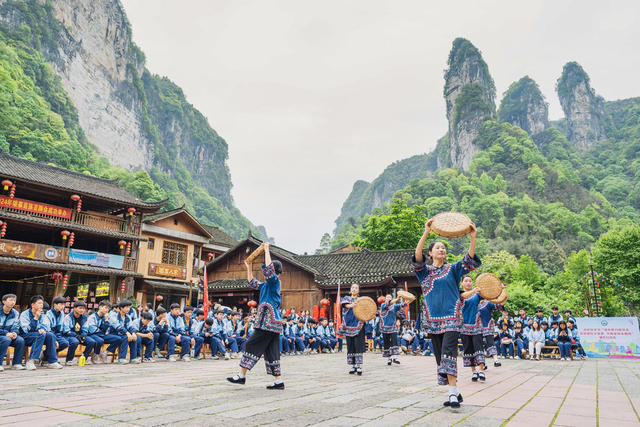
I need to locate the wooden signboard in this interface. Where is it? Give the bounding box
[148,263,187,280]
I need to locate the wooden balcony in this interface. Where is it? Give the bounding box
[0,198,140,235]
[0,238,69,263]
[122,256,138,272]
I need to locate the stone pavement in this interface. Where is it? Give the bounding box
[0,353,639,426]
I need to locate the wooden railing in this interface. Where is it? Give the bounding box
[0,202,141,235]
[122,256,137,272]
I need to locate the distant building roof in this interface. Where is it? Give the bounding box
[294,249,415,287]
[0,152,167,210]
[201,224,238,248]
[143,207,212,238]
[207,278,247,290]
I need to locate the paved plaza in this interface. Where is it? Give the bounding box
[0,353,639,426]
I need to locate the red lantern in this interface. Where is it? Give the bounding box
[118,240,126,250]
[377,296,386,304]
[1,180,12,191]
[8,184,15,199]
[0,221,5,238]
[320,298,330,306]
[70,194,80,202]
[156,295,163,302]
[60,230,71,240]
[62,274,69,289]
[68,232,75,247]
[51,272,63,282]
[125,242,131,255]
[247,300,257,308]
[120,279,126,294]
[207,252,214,260]
[70,194,82,212]
[127,207,136,216]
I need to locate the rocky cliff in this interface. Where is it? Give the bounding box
[443,38,496,170]
[498,76,548,136]
[556,62,607,151]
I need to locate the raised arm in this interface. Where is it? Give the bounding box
[415,219,434,262]
[460,287,479,299]
[244,259,254,282]
[468,222,477,258]
[264,242,272,266]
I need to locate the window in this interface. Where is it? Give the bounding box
[162,241,187,266]
[148,238,155,250]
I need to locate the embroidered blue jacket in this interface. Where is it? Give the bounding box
[461,293,483,335]
[44,308,68,335]
[339,295,364,337]
[412,252,481,334]
[63,312,88,337]
[478,300,503,336]
[0,308,19,334]
[19,309,46,335]
[247,263,282,333]
[379,302,406,333]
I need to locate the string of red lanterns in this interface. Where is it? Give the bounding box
[125,242,131,256]
[60,230,71,242]
[120,279,126,294]
[68,232,75,247]
[70,194,82,212]
[8,184,15,199]
[0,221,6,238]
[62,274,69,289]
[1,180,11,191]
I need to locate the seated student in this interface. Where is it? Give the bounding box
[155,307,177,360]
[564,310,577,329]
[107,300,140,364]
[493,327,501,358]
[167,303,191,361]
[0,293,26,371]
[304,319,320,354]
[225,312,246,354]
[281,317,295,355]
[85,300,112,363]
[512,324,526,359]
[556,321,573,361]
[200,317,226,359]
[410,323,423,354]
[532,308,546,328]
[144,303,156,322]
[399,321,415,354]
[527,320,545,360]
[498,323,514,358]
[239,314,254,341]
[497,309,514,329]
[134,311,156,363]
[372,325,384,353]
[188,309,205,359]
[548,306,563,326]
[514,320,529,348]
[182,306,198,358]
[328,320,342,352]
[43,296,71,365]
[291,318,307,355]
[212,309,235,359]
[62,301,96,365]
[517,308,532,331]
[566,321,586,359]
[313,317,328,353]
[422,333,434,356]
[549,321,560,357]
[318,318,337,352]
[19,295,62,370]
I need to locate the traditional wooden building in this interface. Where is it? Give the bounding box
[136,207,237,309]
[206,236,422,318]
[0,153,165,311]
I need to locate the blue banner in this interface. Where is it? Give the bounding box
[68,248,124,270]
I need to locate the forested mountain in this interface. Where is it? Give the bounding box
[0,0,266,239]
[333,39,639,261]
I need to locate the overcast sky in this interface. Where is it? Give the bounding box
[121,0,640,253]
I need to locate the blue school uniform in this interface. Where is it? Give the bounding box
[133,318,156,359]
[167,313,191,356]
[0,308,24,366]
[44,308,70,356]
[246,263,282,334]
[62,312,97,360]
[107,311,139,359]
[19,309,57,363]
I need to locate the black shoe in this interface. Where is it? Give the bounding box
[349,366,357,374]
[478,372,486,382]
[483,364,488,370]
[472,372,479,382]
[387,359,392,366]
[443,393,462,408]
[226,376,246,384]
[494,361,501,367]
[266,382,285,390]
[356,368,362,376]
[392,359,400,364]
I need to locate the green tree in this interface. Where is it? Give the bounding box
[315,233,332,255]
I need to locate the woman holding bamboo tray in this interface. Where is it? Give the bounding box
[227,243,285,390]
[412,218,481,409]
[340,283,365,375]
[459,276,486,382]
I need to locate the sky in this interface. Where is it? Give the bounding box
[121,0,640,253]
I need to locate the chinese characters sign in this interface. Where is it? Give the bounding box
[577,317,640,359]
[0,240,36,258]
[0,195,72,219]
[148,262,187,279]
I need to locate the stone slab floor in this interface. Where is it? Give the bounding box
[0,353,638,426]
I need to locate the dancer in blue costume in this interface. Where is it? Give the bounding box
[379,294,407,366]
[340,283,366,375]
[412,218,481,408]
[227,243,285,390]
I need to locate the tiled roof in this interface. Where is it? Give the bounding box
[142,207,212,238]
[0,152,167,210]
[0,256,143,277]
[207,278,248,290]
[201,224,238,248]
[294,249,415,286]
[144,279,191,292]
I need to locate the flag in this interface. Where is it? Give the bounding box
[334,281,341,334]
[203,264,210,318]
